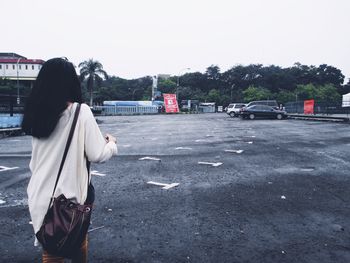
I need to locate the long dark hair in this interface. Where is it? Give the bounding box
[22,58,82,138]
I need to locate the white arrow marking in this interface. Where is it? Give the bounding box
[139,157,161,161]
[0,166,19,172]
[91,170,106,177]
[198,162,223,167]
[147,181,179,189]
[225,150,244,154]
[175,147,193,150]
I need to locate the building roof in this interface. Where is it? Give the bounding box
[0,58,45,64]
[0,53,26,59]
[0,53,45,64]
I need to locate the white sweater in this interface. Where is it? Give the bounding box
[27,103,117,245]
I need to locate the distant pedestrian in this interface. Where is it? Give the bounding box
[22,58,117,262]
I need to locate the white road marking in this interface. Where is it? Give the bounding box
[198,162,223,167]
[150,138,158,141]
[121,144,131,148]
[88,226,105,233]
[246,141,253,144]
[0,200,6,205]
[195,139,206,142]
[91,170,106,177]
[0,198,27,208]
[225,150,244,154]
[175,147,193,150]
[147,181,179,189]
[0,166,19,172]
[139,157,161,161]
[281,195,286,199]
[9,140,21,142]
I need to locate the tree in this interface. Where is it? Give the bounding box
[317,84,341,102]
[79,59,108,106]
[206,89,221,104]
[243,86,273,102]
[158,79,177,94]
[276,90,296,104]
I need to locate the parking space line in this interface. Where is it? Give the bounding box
[198,162,223,167]
[147,181,179,189]
[91,170,106,177]
[225,150,244,154]
[139,157,161,161]
[0,166,19,172]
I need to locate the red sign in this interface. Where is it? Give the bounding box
[304,99,314,114]
[163,94,179,113]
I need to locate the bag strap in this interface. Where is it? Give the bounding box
[48,103,81,209]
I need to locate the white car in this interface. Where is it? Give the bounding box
[226,103,246,117]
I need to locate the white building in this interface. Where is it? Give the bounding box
[0,53,45,81]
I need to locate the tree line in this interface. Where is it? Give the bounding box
[1,60,349,106]
[87,62,350,106]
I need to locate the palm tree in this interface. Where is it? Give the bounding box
[79,59,108,106]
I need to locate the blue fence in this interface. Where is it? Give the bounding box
[0,114,23,128]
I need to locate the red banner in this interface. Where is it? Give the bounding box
[304,99,314,114]
[163,94,179,113]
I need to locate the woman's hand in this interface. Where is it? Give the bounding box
[105,133,117,144]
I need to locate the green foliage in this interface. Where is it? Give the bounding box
[276,90,296,104]
[317,84,341,102]
[243,86,273,102]
[82,62,345,106]
[158,79,176,94]
[296,83,341,102]
[206,89,221,103]
[295,84,318,100]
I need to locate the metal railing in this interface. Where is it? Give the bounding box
[285,101,350,115]
[93,105,159,115]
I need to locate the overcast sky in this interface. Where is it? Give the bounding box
[2,0,350,81]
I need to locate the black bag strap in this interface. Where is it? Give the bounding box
[48,103,81,209]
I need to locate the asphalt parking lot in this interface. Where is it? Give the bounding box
[0,113,349,262]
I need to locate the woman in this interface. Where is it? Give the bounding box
[22,58,117,262]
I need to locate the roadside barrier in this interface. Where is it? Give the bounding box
[93,106,158,115]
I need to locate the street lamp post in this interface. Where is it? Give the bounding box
[16,58,22,105]
[176,67,190,101]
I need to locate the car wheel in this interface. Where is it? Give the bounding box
[229,112,235,118]
[249,114,255,120]
[276,114,283,120]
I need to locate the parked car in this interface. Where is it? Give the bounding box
[245,100,278,108]
[226,103,246,117]
[239,105,287,120]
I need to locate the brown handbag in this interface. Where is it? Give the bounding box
[36,104,93,258]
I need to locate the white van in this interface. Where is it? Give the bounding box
[226,103,246,117]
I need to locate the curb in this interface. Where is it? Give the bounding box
[287,114,349,122]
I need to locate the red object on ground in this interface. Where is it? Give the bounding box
[304,99,314,114]
[163,94,179,113]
